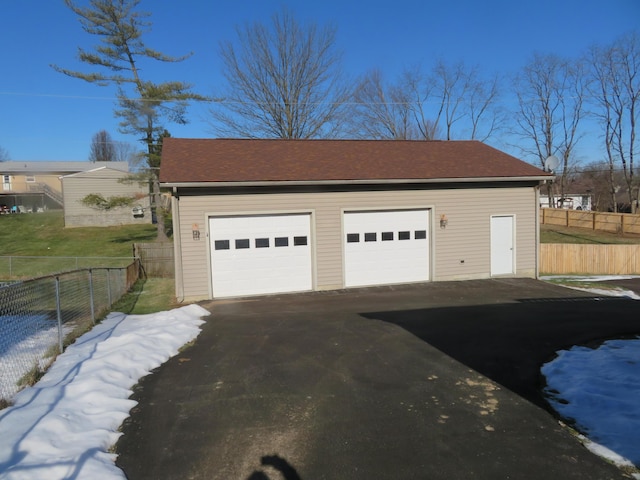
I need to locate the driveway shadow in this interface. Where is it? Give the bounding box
[363,296,640,410]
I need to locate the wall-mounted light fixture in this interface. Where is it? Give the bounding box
[440,214,448,229]
[192,223,201,240]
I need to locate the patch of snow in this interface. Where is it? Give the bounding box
[542,337,640,469]
[541,275,640,300]
[565,286,640,299]
[580,435,636,468]
[0,304,208,479]
[541,275,640,282]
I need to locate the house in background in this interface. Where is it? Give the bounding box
[61,166,151,227]
[540,194,592,210]
[160,138,551,301]
[0,161,128,213]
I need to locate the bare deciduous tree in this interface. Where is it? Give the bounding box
[588,32,640,212]
[210,8,351,139]
[89,130,116,162]
[433,61,471,140]
[114,141,144,169]
[512,53,586,205]
[348,62,502,142]
[468,73,503,141]
[403,66,441,140]
[349,69,416,139]
[0,146,9,162]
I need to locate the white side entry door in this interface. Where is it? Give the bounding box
[490,215,514,276]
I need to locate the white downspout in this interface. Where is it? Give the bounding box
[171,188,185,302]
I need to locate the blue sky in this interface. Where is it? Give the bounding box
[1,0,638,162]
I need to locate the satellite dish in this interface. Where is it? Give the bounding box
[544,155,560,172]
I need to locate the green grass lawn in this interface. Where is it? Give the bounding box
[0,210,157,257]
[0,210,179,314]
[0,210,160,278]
[111,277,179,315]
[540,224,640,244]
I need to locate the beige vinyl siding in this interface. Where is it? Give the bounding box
[62,168,151,227]
[431,186,537,280]
[174,185,538,300]
[2,174,62,194]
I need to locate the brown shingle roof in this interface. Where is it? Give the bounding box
[159,138,549,184]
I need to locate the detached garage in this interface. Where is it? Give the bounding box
[159,139,550,300]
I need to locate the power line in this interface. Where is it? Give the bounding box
[0,90,620,106]
[0,91,115,101]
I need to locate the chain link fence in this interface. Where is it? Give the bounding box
[0,261,141,404]
[0,256,134,280]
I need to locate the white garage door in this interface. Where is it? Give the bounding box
[209,213,312,298]
[344,209,430,287]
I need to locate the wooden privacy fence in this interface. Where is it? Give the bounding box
[134,242,174,277]
[132,233,640,277]
[540,244,640,275]
[541,208,640,235]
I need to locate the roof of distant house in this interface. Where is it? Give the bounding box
[0,161,129,174]
[159,138,549,186]
[60,166,132,179]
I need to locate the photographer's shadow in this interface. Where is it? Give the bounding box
[246,455,302,480]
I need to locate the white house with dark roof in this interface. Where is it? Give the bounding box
[159,138,551,300]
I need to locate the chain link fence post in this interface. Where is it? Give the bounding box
[88,269,96,325]
[55,276,63,354]
[107,269,112,306]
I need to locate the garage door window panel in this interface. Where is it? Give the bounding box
[214,240,230,250]
[255,238,270,248]
[235,239,250,249]
[275,237,289,247]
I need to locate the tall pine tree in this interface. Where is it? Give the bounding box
[53,0,206,240]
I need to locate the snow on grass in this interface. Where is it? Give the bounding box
[541,275,640,282]
[540,277,640,473]
[0,304,208,479]
[0,315,75,401]
[567,286,640,299]
[541,275,640,299]
[542,337,640,471]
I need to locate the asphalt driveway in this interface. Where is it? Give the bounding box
[116,278,640,480]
